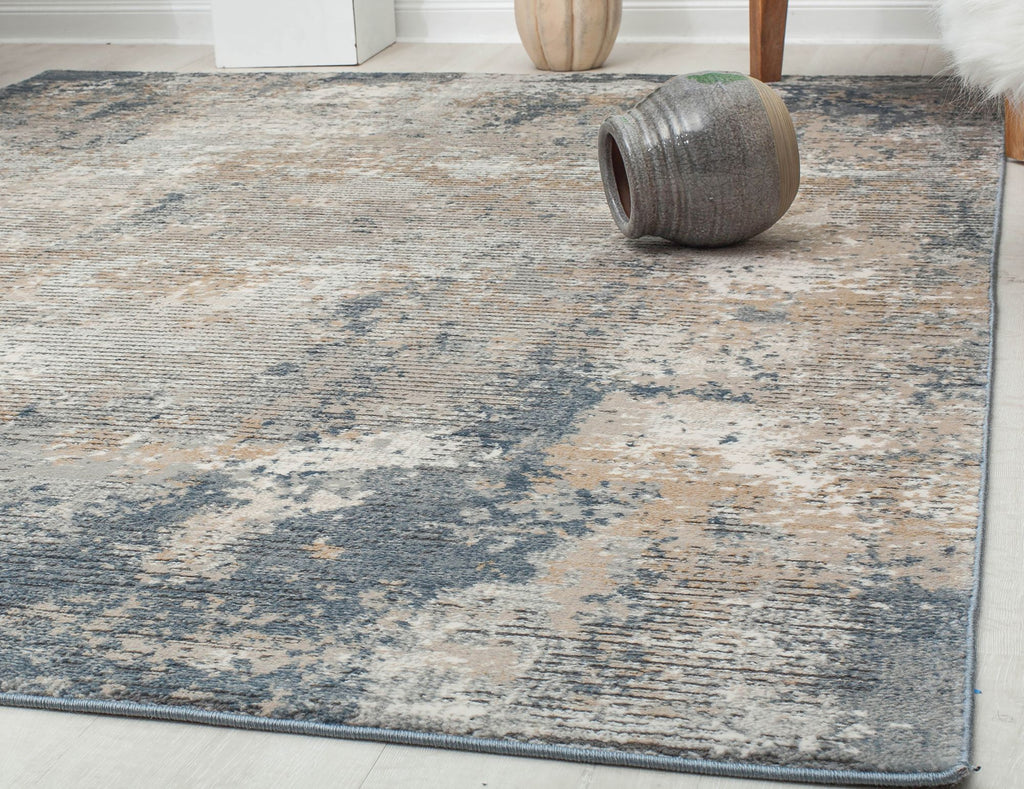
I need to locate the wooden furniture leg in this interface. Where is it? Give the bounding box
[1007,100,1024,162]
[750,0,789,83]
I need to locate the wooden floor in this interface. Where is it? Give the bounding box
[0,43,1021,789]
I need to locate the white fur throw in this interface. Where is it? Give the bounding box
[938,0,1024,105]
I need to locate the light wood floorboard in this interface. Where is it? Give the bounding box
[0,43,1019,789]
[0,42,954,88]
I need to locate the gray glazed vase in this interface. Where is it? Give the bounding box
[598,72,800,247]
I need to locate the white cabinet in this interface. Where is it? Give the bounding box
[212,0,396,68]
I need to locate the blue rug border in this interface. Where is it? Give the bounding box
[0,70,1005,788]
[0,692,975,786]
[957,147,1007,781]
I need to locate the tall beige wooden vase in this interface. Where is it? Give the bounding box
[514,0,622,72]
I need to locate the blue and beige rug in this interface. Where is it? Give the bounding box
[0,71,1003,786]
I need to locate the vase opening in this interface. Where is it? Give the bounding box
[606,133,631,219]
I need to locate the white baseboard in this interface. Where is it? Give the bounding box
[0,0,940,45]
[394,0,942,44]
[0,2,214,44]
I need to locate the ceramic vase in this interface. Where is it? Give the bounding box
[598,72,801,247]
[514,0,622,72]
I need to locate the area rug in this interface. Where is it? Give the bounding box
[0,71,1003,786]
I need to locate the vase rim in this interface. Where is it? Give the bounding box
[598,115,652,239]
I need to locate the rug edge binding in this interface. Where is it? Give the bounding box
[0,692,974,787]
[957,153,1007,779]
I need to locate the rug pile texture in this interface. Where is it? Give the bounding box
[0,71,1003,786]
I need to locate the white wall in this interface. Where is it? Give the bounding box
[0,0,940,45]
[397,0,941,44]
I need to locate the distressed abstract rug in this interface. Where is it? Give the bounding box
[0,71,1003,786]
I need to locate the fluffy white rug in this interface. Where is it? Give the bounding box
[938,0,1024,105]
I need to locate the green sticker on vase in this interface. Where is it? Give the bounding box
[686,71,749,84]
